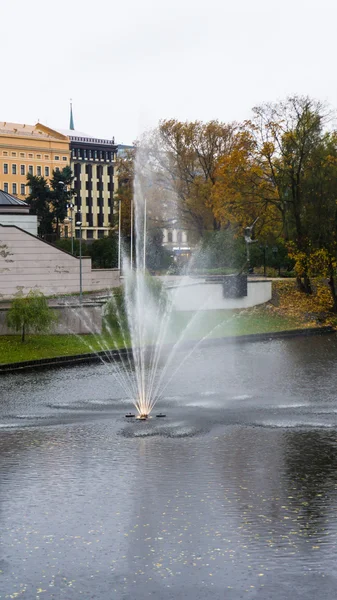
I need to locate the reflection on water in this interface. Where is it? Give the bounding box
[1,335,337,598]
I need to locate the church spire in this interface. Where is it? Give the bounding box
[69,99,75,130]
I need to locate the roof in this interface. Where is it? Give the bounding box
[53,127,116,146]
[0,121,67,141]
[0,190,28,206]
[57,127,96,138]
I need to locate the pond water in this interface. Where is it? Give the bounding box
[1,334,337,599]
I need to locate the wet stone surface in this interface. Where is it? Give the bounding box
[1,335,337,598]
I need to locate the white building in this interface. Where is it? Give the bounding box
[0,189,38,235]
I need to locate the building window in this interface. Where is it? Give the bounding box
[44,154,49,159]
[37,154,41,159]
[64,226,69,238]
[3,151,8,156]
[54,156,60,161]
[28,165,33,174]
[3,163,8,174]
[168,231,173,243]
[177,231,182,244]
[11,152,17,157]
[20,152,25,158]
[45,166,49,177]
[20,184,26,195]
[12,164,17,175]
[62,156,67,161]
[98,230,105,238]
[37,166,42,176]
[94,150,98,159]
[55,167,60,172]
[12,183,17,195]
[87,230,93,239]
[75,229,80,239]
[20,165,25,175]
[28,153,33,158]
[4,183,8,193]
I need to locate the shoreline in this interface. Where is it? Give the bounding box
[0,325,334,374]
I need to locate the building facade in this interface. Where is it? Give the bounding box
[68,130,118,240]
[0,122,70,199]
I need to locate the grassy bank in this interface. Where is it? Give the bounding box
[0,307,307,365]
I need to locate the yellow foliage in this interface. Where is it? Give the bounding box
[272,280,335,325]
[287,244,337,278]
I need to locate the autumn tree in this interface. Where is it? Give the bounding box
[151,119,237,238]
[288,132,337,310]
[211,96,332,291]
[115,148,135,241]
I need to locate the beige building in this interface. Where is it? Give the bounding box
[0,113,119,241]
[43,105,119,241]
[0,122,70,199]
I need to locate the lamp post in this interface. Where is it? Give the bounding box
[67,202,74,255]
[259,244,268,277]
[118,199,121,272]
[58,181,74,256]
[76,213,83,303]
[244,217,259,273]
[272,246,280,276]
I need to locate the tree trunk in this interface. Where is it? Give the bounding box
[328,264,337,313]
[296,274,312,294]
[21,323,25,343]
[303,272,312,294]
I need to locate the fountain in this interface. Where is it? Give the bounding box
[69,143,238,419]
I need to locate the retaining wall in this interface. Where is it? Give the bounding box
[169,280,272,311]
[0,303,104,335]
[0,224,120,299]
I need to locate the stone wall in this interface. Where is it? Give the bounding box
[169,280,272,311]
[0,224,120,300]
[0,214,38,236]
[0,303,103,335]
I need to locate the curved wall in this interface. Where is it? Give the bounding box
[169,280,272,311]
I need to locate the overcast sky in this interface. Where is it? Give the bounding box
[1,0,336,144]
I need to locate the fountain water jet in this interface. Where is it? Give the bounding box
[63,141,238,419]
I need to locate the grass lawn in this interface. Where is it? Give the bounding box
[0,332,128,365]
[0,307,306,365]
[168,307,305,342]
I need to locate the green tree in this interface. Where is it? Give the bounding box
[26,167,75,239]
[88,235,118,268]
[54,238,88,257]
[50,166,75,236]
[197,228,246,271]
[6,290,57,342]
[146,227,172,271]
[26,173,54,236]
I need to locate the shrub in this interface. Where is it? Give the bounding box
[6,290,57,342]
